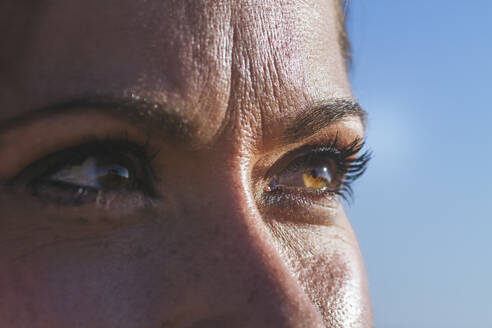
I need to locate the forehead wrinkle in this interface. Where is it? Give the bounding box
[223,0,351,149]
[126,0,235,143]
[224,1,309,144]
[1,0,236,146]
[1,0,349,150]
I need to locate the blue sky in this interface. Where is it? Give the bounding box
[345,1,492,327]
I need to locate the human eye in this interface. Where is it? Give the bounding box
[261,136,371,220]
[9,138,157,207]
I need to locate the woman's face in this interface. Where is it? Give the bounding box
[0,0,371,327]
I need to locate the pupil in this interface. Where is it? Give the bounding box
[97,164,131,189]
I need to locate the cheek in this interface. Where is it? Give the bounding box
[296,247,370,327]
[0,206,193,327]
[0,190,371,327]
[0,196,240,328]
[268,215,371,327]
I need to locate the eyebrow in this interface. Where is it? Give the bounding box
[284,99,366,143]
[1,96,365,146]
[0,95,196,141]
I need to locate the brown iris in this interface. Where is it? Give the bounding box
[301,167,331,189]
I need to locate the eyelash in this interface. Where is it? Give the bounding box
[267,136,371,202]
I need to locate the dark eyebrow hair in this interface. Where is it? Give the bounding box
[284,99,366,143]
[0,95,196,141]
[0,97,364,146]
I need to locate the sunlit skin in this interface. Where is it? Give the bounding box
[0,1,372,327]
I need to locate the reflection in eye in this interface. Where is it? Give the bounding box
[50,157,132,191]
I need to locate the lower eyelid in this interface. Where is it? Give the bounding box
[30,181,100,206]
[0,187,160,240]
[89,190,153,209]
[20,179,154,210]
[259,187,340,225]
[259,190,340,225]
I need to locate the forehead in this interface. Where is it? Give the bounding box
[1,0,351,144]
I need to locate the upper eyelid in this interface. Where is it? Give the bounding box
[281,150,338,173]
[0,106,369,187]
[266,136,365,175]
[0,111,163,180]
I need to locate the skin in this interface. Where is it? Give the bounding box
[0,0,372,327]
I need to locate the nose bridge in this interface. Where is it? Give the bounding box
[194,155,325,327]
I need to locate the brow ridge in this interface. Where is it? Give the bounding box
[0,95,195,141]
[284,99,366,143]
